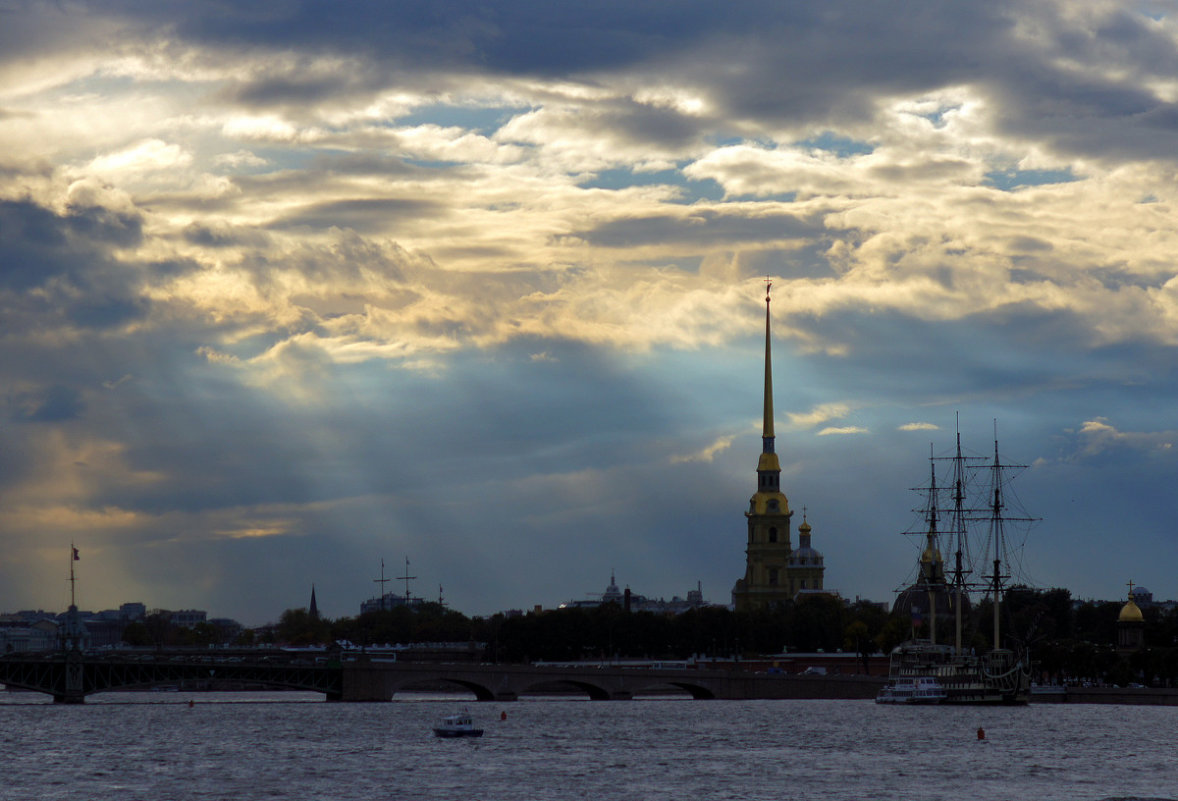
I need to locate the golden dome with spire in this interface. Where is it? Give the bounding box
[1118,598,1144,624]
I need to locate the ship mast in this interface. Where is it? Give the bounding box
[978,421,1035,651]
[922,450,940,646]
[397,557,416,602]
[947,418,976,656]
[929,414,984,656]
[985,433,1008,650]
[374,559,390,609]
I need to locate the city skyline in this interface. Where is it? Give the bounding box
[3,2,1178,624]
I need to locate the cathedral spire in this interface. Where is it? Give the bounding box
[762,278,775,453]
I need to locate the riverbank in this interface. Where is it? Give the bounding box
[1031,685,1178,705]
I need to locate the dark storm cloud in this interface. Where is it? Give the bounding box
[579,208,830,248]
[182,222,271,249]
[12,0,1178,163]
[0,199,141,290]
[0,198,153,347]
[160,0,718,74]
[70,294,151,329]
[217,68,386,108]
[307,152,427,178]
[12,385,85,424]
[269,197,444,233]
[585,99,708,150]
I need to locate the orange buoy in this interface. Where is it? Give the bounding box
[188,699,194,708]
[500,710,507,721]
[976,727,985,740]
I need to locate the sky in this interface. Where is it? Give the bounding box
[3,0,1178,626]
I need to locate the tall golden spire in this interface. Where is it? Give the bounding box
[762,278,775,451]
[753,278,784,497]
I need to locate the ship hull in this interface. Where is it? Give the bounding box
[878,641,1030,706]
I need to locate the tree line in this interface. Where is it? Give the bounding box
[124,588,1178,686]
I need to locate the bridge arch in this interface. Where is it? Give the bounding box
[515,678,613,700]
[662,681,716,700]
[390,677,496,702]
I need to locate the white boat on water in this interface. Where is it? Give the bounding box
[875,676,947,704]
[433,712,484,738]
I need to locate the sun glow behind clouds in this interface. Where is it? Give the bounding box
[3,0,1178,619]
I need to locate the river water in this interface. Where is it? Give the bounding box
[2,691,1175,801]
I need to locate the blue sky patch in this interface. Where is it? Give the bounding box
[796,132,874,157]
[984,167,1080,191]
[393,104,531,136]
[578,168,726,203]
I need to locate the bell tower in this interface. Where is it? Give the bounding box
[732,281,818,611]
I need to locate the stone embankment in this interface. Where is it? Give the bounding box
[1031,686,1178,705]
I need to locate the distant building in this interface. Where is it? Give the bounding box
[170,609,207,628]
[0,616,57,653]
[732,284,826,611]
[560,573,710,615]
[1130,585,1153,609]
[361,593,425,615]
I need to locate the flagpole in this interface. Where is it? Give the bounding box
[69,543,77,609]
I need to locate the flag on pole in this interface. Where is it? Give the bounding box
[72,546,80,561]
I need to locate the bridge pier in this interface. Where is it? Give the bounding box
[54,650,86,704]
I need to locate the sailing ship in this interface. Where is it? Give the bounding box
[877,423,1035,705]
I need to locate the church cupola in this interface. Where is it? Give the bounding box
[1117,580,1145,652]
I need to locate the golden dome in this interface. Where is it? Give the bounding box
[1118,599,1144,624]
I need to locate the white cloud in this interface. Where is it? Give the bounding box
[85,138,192,177]
[671,434,736,464]
[787,403,852,429]
[1074,418,1178,456]
[816,426,868,436]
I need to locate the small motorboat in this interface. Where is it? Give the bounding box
[433,712,484,738]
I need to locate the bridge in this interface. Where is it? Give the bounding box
[0,650,884,703]
[0,650,343,703]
